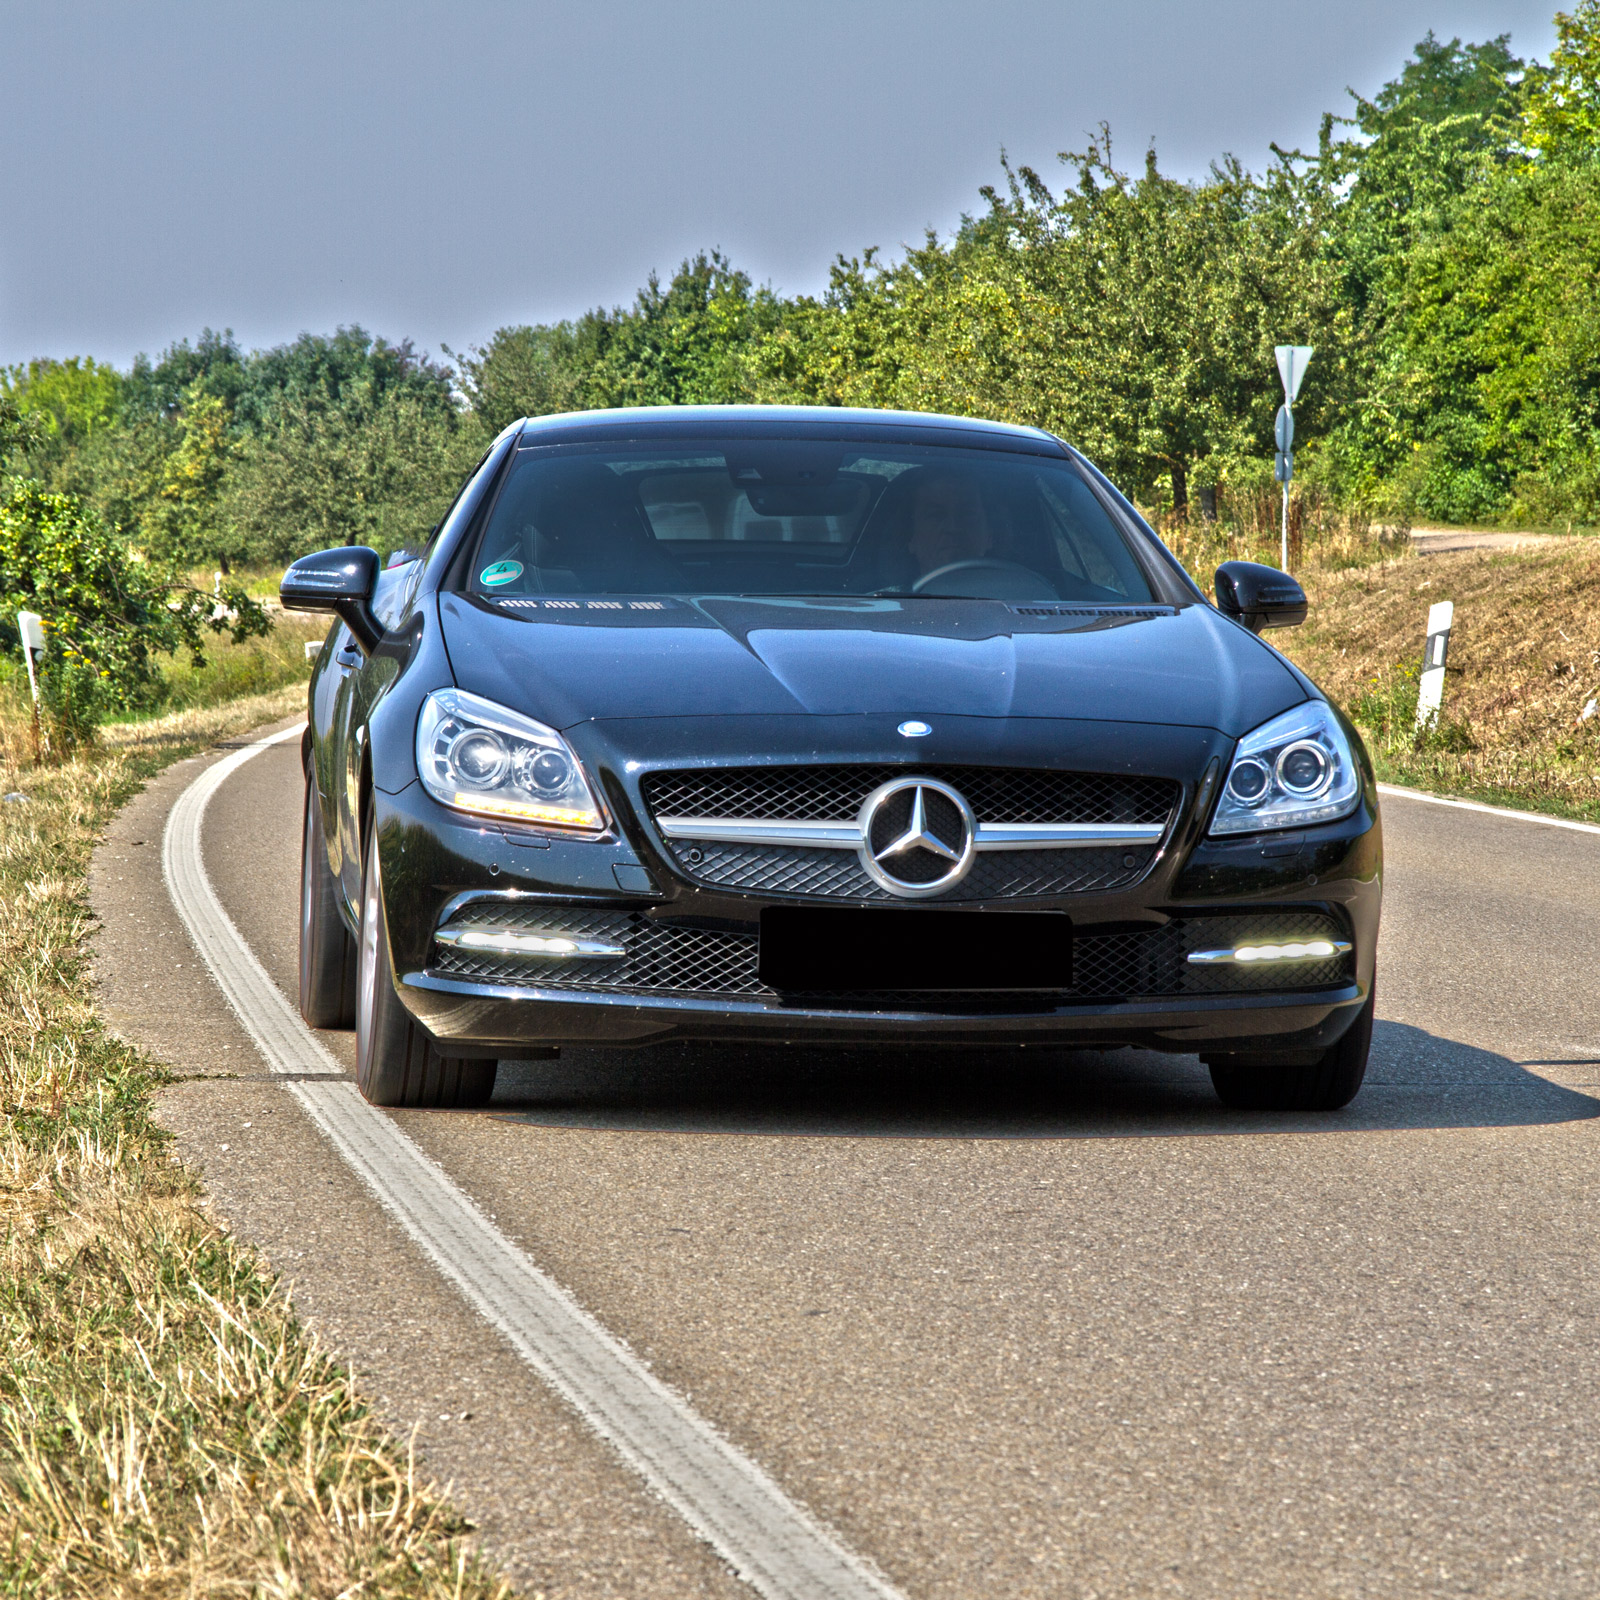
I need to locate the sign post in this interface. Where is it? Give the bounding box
[16,611,44,765]
[1273,345,1313,573]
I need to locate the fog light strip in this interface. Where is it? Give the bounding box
[1187,939,1353,966]
[434,927,626,959]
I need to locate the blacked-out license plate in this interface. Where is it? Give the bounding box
[758,907,1071,992]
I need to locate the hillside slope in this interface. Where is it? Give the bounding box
[1277,538,1600,817]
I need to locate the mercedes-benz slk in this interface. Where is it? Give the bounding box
[283,406,1380,1111]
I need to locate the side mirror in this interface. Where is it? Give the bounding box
[1214,560,1308,634]
[281,546,383,654]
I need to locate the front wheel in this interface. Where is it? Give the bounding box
[355,829,497,1108]
[1207,978,1375,1112]
[299,772,356,1029]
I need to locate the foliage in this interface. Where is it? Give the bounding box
[0,481,269,728]
[453,250,779,427]
[451,320,591,433]
[222,382,479,562]
[1524,1,1600,160]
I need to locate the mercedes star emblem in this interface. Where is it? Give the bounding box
[857,777,976,897]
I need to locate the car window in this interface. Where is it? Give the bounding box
[462,439,1155,604]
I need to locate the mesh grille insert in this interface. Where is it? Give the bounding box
[428,905,1352,1006]
[644,765,1177,826]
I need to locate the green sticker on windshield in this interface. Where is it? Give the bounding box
[480,559,523,588]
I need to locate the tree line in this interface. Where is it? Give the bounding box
[3,5,1599,636]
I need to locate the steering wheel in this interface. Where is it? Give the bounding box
[910,558,1057,600]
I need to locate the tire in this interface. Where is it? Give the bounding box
[1208,977,1375,1112]
[355,828,497,1108]
[299,773,357,1029]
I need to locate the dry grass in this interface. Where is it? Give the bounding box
[0,682,514,1599]
[1278,535,1600,818]
[1162,492,1413,583]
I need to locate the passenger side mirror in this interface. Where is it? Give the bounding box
[281,546,384,654]
[1213,560,1308,634]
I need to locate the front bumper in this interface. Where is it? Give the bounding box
[369,736,1382,1055]
[401,969,1367,1052]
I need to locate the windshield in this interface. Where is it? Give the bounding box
[462,438,1156,604]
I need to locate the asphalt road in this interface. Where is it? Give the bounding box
[91,731,1600,1599]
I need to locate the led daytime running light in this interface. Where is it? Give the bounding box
[416,688,607,834]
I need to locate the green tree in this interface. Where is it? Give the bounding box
[451,323,592,433]
[0,481,268,726]
[1525,2,1600,160]
[140,385,237,568]
[221,383,476,563]
[752,138,1346,515]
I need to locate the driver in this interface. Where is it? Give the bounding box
[907,472,994,578]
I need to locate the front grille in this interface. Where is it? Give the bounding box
[429,905,1352,1006]
[642,764,1180,901]
[645,765,1176,825]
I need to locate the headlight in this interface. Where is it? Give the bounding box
[416,689,607,833]
[1210,701,1361,835]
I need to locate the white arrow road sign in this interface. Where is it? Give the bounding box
[1275,345,1314,403]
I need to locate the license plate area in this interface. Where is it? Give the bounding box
[758,907,1071,992]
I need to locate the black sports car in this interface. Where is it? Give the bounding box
[283,406,1380,1112]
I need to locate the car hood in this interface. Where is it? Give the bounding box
[438,593,1308,737]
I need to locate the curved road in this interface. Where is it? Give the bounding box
[92,729,1600,1599]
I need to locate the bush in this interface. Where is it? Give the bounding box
[0,479,269,740]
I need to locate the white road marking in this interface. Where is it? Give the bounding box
[1378,781,1600,837]
[162,725,904,1600]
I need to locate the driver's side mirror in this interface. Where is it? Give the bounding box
[281,546,384,654]
[1213,560,1308,634]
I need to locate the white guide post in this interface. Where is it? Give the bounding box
[1415,600,1454,729]
[16,612,43,706]
[1274,345,1313,573]
[16,611,44,764]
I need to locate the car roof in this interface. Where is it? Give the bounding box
[514,405,1068,456]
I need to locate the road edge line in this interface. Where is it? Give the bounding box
[1376,781,1600,837]
[161,724,905,1600]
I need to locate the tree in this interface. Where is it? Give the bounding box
[1524,2,1600,160]
[140,385,237,568]
[221,383,477,563]
[0,481,268,727]
[451,323,591,434]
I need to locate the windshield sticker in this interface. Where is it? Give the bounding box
[489,596,685,613]
[480,559,524,587]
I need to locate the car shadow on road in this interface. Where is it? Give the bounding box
[485,1019,1600,1140]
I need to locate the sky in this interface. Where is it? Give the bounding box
[0,0,1562,372]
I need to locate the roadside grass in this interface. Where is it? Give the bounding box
[1278,536,1600,821]
[0,675,511,1597]
[1164,502,1414,585]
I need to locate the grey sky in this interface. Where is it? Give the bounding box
[0,1,1560,371]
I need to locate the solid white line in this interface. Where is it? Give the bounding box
[1377,782,1600,837]
[162,726,904,1600]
